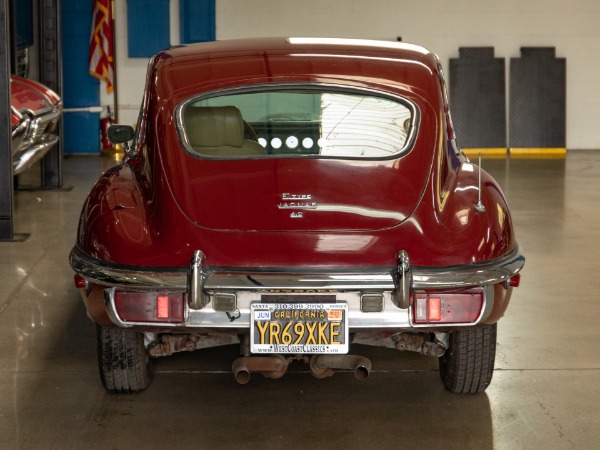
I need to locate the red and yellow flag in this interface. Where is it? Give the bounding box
[89,0,114,93]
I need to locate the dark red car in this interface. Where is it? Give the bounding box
[11,75,62,175]
[70,38,524,394]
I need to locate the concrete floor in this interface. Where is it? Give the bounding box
[1,152,599,449]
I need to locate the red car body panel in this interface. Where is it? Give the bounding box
[76,38,513,269]
[11,76,60,113]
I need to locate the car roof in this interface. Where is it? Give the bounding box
[150,37,442,101]
[160,37,435,61]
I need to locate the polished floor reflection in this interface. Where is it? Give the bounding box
[1,152,599,449]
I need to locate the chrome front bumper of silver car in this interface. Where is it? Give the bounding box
[12,133,59,175]
[12,106,62,175]
[70,246,525,330]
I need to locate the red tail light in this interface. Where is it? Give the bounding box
[509,274,521,287]
[412,291,483,324]
[74,274,87,289]
[114,291,185,323]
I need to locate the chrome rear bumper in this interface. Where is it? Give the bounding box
[69,245,525,293]
[70,246,524,330]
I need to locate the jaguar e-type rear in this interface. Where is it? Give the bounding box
[70,38,524,394]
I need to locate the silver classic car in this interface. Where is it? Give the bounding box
[11,75,62,175]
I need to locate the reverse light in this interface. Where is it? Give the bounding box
[213,293,237,312]
[114,291,185,323]
[413,291,483,324]
[361,294,384,312]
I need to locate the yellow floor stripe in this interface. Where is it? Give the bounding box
[462,148,508,158]
[509,148,567,159]
[462,148,567,159]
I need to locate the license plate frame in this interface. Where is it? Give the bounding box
[250,303,349,354]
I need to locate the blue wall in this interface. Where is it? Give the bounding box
[180,0,215,44]
[61,0,100,154]
[127,0,170,57]
[15,0,34,47]
[126,0,216,57]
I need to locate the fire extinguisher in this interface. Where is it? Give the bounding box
[100,106,116,151]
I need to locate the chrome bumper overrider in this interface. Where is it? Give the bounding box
[70,246,525,329]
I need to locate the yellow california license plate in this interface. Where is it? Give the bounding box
[250,303,349,354]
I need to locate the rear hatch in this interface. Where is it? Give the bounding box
[161,86,436,232]
[163,156,432,232]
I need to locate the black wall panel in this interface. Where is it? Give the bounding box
[509,47,566,149]
[449,47,506,149]
[39,0,62,187]
[1,0,13,239]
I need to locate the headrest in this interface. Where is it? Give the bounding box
[184,106,245,148]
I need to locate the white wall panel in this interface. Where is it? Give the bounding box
[111,0,600,149]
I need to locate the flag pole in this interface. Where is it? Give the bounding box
[110,0,118,123]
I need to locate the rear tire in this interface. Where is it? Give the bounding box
[439,324,496,394]
[97,325,152,394]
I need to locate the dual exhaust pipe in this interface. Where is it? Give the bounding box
[232,354,372,384]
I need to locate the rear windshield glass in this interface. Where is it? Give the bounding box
[178,89,416,159]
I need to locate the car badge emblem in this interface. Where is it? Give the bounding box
[278,193,317,218]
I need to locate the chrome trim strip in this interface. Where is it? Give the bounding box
[18,103,62,119]
[174,82,420,162]
[11,117,30,140]
[70,246,524,291]
[410,248,525,288]
[69,248,187,288]
[11,118,30,153]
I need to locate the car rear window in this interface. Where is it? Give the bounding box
[178,88,417,159]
